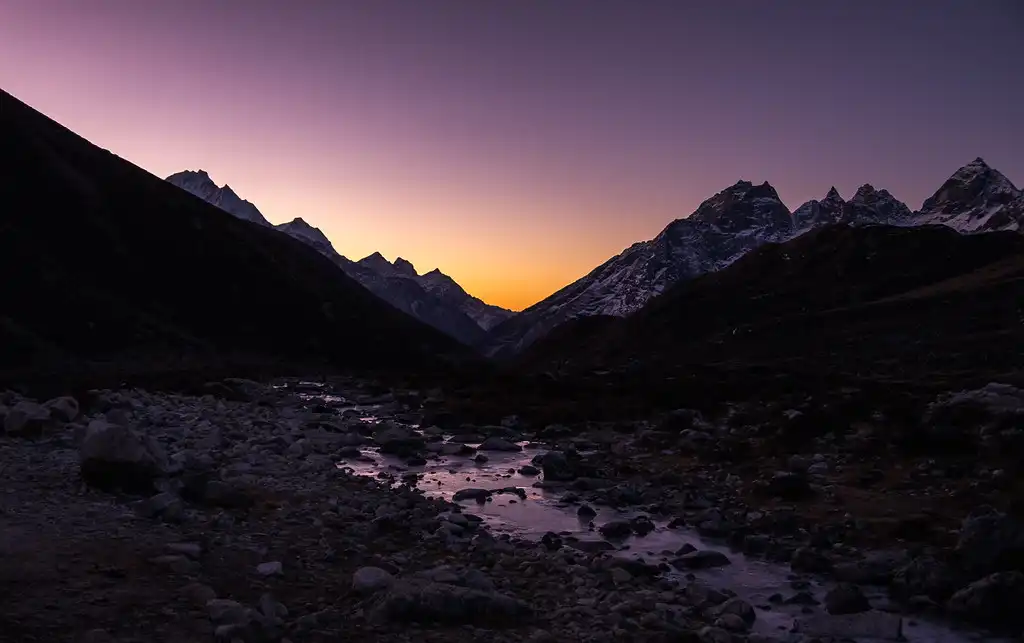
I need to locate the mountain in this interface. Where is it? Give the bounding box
[520,223,1024,403]
[913,158,1024,232]
[0,88,466,390]
[487,158,1021,357]
[485,179,799,356]
[166,170,272,226]
[164,173,513,344]
[419,269,515,331]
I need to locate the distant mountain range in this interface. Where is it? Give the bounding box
[484,157,1023,357]
[166,171,514,345]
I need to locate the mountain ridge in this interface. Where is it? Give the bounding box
[484,158,1023,357]
[165,170,514,341]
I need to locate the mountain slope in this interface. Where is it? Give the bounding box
[165,173,513,344]
[520,223,1024,398]
[0,89,466,387]
[485,180,799,356]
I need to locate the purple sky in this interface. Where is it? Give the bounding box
[2,0,1022,309]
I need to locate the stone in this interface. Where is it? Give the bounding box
[453,488,492,503]
[256,561,283,576]
[371,579,531,626]
[136,492,184,522]
[824,583,870,615]
[946,571,1024,626]
[671,550,731,570]
[610,567,632,584]
[166,542,203,559]
[954,510,1024,578]
[353,566,395,594]
[478,437,522,452]
[518,465,540,476]
[43,396,80,422]
[183,582,217,605]
[4,400,52,436]
[79,420,167,493]
[577,504,597,518]
[374,423,426,457]
[206,598,251,625]
[698,625,732,643]
[599,520,633,539]
[539,451,576,481]
[714,597,756,625]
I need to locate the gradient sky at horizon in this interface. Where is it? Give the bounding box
[2,1,1022,310]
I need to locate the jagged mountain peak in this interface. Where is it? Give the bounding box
[393,257,418,277]
[166,169,271,227]
[824,186,844,203]
[915,158,1023,233]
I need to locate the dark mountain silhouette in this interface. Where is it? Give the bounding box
[518,223,1024,403]
[0,89,467,390]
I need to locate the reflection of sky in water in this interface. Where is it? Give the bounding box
[335,432,1001,643]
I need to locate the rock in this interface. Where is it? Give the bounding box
[79,420,167,493]
[672,550,731,570]
[824,583,870,615]
[206,598,251,625]
[371,579,531,626]
[453,488,492,503]
[474,454,489,464]
[790,547,833,573]
[577,504,597,518]
[256,561,283,576]
[598,520,633,539]
[539,451,576,481]
[183,582,217,605]
[568,540,616,553]
[353,566,395,594]
[954,510,1024,579]
[946,571,1024,626]
[518,465,540,476]
[4,400,52,436]
[714,613,748,632]
[795,611,903,641]
[43,396,79,422]
[890,555,961,601]
[149,554,198,574]
[610,567,632,584]
[167,543,203,559]
[478,437,522,452]
[714,597,756,626]
[374,423,426,457]
[135,492,184,522]
[832,552,906,584]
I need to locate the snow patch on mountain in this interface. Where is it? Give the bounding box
[913,158,1023,233]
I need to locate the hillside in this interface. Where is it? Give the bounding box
[0,89,467,391]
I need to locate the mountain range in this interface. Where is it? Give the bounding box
[484,157,1023,357]
[166,171,514,345]
[0,89,465,392]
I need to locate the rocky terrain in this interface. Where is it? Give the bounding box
[2,377,1021,642]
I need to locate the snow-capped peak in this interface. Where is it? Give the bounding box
[914,158,1023,233]
[166,170,271,227]
[823,186,844,205]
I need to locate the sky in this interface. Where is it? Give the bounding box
[2,1,1022,311]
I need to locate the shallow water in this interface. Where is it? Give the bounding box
[331,414,1005,642]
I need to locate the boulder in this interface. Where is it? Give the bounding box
[79,420,167,492]
[477,437,521,452]
[371,580,531,626]
[946,571,1024,626]
[353,567,395,595]
[954,509,1024,579]
[671,550,731,570]
[44,396,80,422]
[824,583,870,615]
[4,400,52,436]
[374,423,426,457]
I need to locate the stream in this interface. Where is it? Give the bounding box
[302,390,1006,642]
